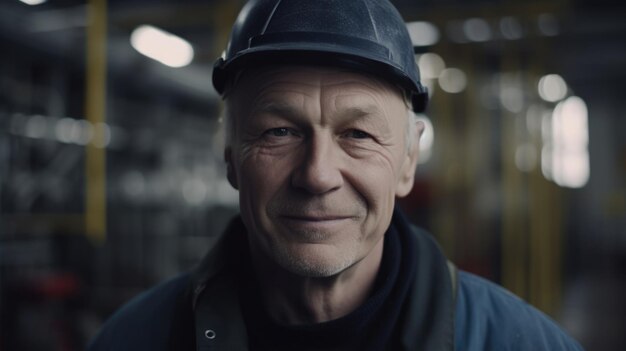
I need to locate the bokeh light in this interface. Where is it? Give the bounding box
[438,68,467,93]
[131,25,194,68]
[407,21,440,47]
[538,74,568,102]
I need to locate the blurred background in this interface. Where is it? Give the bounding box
[1,0,625,350]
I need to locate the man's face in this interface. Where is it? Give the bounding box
[225,66,419,278]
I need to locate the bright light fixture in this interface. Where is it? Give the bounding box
[19,0,47,5]
[417,53,445,80]
[438,68,467,93]
[550,96,590,188]
[538,74,567,102]
[130,25,194,68]
[406,21,440,47]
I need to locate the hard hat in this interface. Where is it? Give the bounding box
[212,0,428,112]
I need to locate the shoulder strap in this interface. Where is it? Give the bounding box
[193,273,248,351]
[189,218,250,351]
[168,281,196,351]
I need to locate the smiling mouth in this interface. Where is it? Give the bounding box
[282,215,352,222]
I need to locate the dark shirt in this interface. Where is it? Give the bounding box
[239,224,410,351]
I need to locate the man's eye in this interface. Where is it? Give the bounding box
[266,128,290,137]
[347,129,371,139]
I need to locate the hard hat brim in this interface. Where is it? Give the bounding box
[213,32,428,112]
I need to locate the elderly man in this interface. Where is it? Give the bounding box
[89,0,584,350]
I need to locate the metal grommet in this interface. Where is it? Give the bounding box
[204,329,216,340]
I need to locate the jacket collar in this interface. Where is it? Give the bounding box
[189,210,456,351]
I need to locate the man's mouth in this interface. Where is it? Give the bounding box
[281,215,352,221]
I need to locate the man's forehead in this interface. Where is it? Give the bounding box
[234,65,402,98]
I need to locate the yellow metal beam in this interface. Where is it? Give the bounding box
[500,43,528,299]
[85,0,108,244]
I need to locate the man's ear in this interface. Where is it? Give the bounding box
[224,147,239,190]
[396,120,425,197]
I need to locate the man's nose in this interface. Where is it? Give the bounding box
[291,134,343,194]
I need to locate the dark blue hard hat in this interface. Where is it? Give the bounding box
[212,0,428,112]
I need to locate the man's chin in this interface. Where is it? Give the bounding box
[272,246,355,278]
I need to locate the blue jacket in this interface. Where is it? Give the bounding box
[89,216,584,351]
[88,272,583,350]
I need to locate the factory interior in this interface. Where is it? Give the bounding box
[1,0,625,350]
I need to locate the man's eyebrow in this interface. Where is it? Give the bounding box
[338,105,392,134]
[339,106,383,119]
[250,100,390,131]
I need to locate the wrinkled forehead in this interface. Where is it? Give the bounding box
[226,65,406,106]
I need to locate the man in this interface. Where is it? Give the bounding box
[89,0,584,350]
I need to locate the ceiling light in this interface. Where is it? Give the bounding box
[19,0,47,5]
[438,68,467,93]
[538,74,567,102]
[406,21,440,47]
[130,25,194,68]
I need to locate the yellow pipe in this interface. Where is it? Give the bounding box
[85,0,107,244]
[500,43,528,299]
